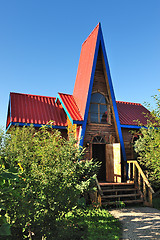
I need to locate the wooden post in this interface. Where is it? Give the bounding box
[133,162,135,181]
[134,164,138,185]
[98,193,102,206]
[143,181,146,202]
[128,162,130,181]
[148,189,153,206]
[138,171,141,191]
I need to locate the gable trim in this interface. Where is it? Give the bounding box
[100,26,126,162]
[6,95,11,129]
[56,94,83,125]
[56,94,73,124]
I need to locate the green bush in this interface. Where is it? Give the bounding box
[134,94,160,189]
[0,125,99,239]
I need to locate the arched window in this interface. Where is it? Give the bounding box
[90,93,108,123]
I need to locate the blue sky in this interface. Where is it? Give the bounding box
[0,0,160,128]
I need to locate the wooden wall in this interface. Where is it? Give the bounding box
[84,123,118,159]
[121,128,137,160]
[83,46,118,159]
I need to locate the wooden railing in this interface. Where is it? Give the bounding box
[127,160,154,206]
[95,177,103,206]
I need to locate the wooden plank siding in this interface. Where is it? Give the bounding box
[121,128,137,160]
[83,46,119,160]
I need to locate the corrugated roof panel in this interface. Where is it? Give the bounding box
[58,93,83,121]
[116,101,150,126]
[73,23,100,119]
[7,93,151,129]
[8,92,67,128]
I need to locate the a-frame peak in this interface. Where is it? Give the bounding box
[82,23,101,46]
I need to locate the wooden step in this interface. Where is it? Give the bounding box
[98,181,143,207]
[102,193,140,199]
[123,199,143,204]
[99,182,135,190]
[99,182,134,186]
[102,199,143,206]
[102,188,137,193]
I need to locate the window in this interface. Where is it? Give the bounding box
[89,93,108,124]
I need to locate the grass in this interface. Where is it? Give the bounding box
[54,207,121,240]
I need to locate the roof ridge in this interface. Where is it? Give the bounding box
[82,22,100,46]
[116,100,142,106]
[10,92,56,99]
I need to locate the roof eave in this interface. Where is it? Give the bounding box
[120,124,147,129]
[6,122,67,132]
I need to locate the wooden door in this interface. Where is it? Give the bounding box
[105,144,114,182]
[106,143,121,182]
[113,143,121,183]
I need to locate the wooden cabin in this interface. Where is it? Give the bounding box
[6,23,154,205]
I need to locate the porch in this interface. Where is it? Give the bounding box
[95,160,154,207]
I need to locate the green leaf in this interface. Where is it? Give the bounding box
[0,172,19,180]
[0,223,11,236]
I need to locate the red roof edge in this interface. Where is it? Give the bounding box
[82,23,100,46]
[10,92,56,99]
[116,101,142,106]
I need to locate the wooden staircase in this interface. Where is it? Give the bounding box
[99,182,143,207]
[95,160,155,207]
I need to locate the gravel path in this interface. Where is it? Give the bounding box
[109,207,160,240]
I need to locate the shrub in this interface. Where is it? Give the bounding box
[0,125,99,239]
[134,94,160,189]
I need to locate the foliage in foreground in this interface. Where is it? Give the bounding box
[0,125,100,239]
[134,94,160,189]
[55,207,121,240]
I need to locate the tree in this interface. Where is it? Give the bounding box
[0,125,99,239]
[134,94,160,189]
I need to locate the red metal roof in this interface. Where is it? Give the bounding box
[116,101,150,126]
[7,93,150,129]
[73,23,100,119]
[58,93,83,122]
[7,92,67,128]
